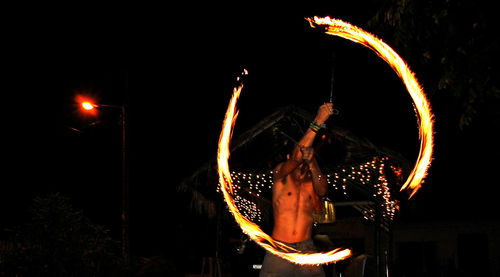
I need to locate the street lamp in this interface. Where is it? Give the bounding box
[81,101,95,111]
[77,96,130,265]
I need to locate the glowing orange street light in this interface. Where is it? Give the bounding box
[81,101,95,110]
[74,94,130,264]
[76,95,99,115]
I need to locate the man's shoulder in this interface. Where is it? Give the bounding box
[273,162,284,173]
[272,162,286,181]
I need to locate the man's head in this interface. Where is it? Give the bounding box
[285,153,311,181]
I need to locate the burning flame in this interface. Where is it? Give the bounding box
[217,82,351,265]
[307,16,434,198]
[216,16,434,266]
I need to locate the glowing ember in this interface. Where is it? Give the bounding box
[307,16,434,198]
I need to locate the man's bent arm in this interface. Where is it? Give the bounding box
[274,103,333,181]
[308,158,327,197]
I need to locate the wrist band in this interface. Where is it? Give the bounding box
[309,122,321,132]
[309,121,324,132]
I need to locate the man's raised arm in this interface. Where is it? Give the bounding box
[274,103,334,181]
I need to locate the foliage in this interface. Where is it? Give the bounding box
[368,0,499,129]
[0,193,123,276]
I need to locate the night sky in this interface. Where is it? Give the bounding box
[2,2,499,264]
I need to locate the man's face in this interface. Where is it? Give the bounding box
[286,154,309,181]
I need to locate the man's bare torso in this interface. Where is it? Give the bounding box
[272,164,321,243]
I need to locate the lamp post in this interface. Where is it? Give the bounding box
[79,99,130,266]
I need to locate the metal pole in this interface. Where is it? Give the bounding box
[375,208,381,277]
[329,51,336,103]
[121,104,130,266]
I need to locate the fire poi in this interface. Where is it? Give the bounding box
[217,16,434,265]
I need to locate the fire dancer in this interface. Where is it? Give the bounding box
[259,103,334,277]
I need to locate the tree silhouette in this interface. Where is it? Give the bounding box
[0,193,123,276]
[368,0,499,129]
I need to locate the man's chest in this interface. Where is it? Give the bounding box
[273,178,314,207]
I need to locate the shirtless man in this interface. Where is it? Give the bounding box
[259,103,334,277]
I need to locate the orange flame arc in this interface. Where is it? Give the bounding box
[307,16,434,198]
[217,84,352,265]
[217,16,434,266]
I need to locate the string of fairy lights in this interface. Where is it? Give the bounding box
[218,156,401,224]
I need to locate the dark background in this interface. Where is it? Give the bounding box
[2,1,499,275]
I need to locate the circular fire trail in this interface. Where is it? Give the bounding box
[217,17,434,265]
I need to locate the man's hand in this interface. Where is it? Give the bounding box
[300,146,314,164]
[315,103,334,125]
